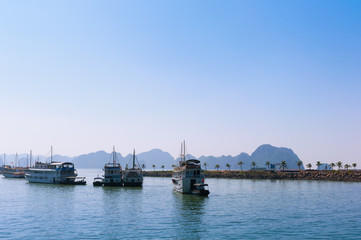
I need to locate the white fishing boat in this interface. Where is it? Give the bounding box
[172,141,210,196]
[122,149,143,187]
[25,147,86,185]
[102,146,123,187]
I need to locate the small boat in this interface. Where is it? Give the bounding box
[172,141,210,196]
[2,153,26,179]
[25,146,86,185]
[93,175,103,186]
[0,165,12,175]
[122,149,143,187]
[2,168,26,178]
[102,146,123,187]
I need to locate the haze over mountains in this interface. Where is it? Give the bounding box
[1,144,304,170]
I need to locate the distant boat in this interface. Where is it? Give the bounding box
[93,174,103,186]
[101,146,123,187]
[25,146,86,185]
[172,141,210,196]
[122,149,143,187]
[2,153,26,179]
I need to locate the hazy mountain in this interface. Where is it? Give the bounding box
[199,144,303,170]
[250,144,304,170]
[72,151,125,169]
[199,153,251,170]
[134,149,174,170]
[1,144,304,170]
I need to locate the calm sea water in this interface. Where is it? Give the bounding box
[1,169,361,239]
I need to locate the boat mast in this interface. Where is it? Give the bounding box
[16,153,18,167]
[133,149,135,169]
[183,140,186,161]
[180,141,183,162]
[3,153,5,166]
[51,146,53,163]
[113,146,115,164]
[30,150,32,168]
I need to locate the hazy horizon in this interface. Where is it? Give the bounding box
[1,1,360,167]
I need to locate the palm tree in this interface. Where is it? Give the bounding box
[226,163,231,171]
[297,161,303,171]
[152,164,156,171]
[316,161,322,170]
[215,164,220,171]
[203,162,207,171]
[265,161,270,170]
[344,164,350,170]
[141,163,146,171]
[251,161,256,171]
[306,163,312,170]
[352,163,357,170]
[238,161,244,171]
[161,165,165,171]
[330,163,336,170]
[280,161,287,170]
[336,161,342,170]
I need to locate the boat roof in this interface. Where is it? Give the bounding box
[186,159,200,164]
[29,169,55,172]
[49,162,73,166]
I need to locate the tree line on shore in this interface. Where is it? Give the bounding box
[144,161,358,172]
[202,160,358,171]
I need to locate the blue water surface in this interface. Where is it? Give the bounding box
[1,169,361,239]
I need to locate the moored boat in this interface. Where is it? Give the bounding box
[25,147,86,185]
[122,149,143,187]
[102,146,123,187]
[93,175,103,186]
[2,153,26,179]
[172,141,210,196]
[2,167,26,178]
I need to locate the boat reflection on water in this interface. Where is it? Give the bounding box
[172,192,208,239]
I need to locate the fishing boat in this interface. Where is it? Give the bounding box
[172,141,210,196]
[2,167,26,178]
[93,175,103,186]
[122,149,143,187]
[2,153,26,178]
[25,147,86,185]
[92,173,103,186]
[102,146,123,187]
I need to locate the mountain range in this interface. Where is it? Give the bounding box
[0,144,304,170]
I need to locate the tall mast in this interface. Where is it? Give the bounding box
[16,153,18,167]
[133,149,135,169]
[30,150,32,168]
[51,146,53,163]
[3,153,5,166]
[180,141,183,162]
[27,154,29,168]
[113,146,115,164]
[183,140,186,161]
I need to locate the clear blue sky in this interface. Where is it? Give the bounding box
[0,1,360,166]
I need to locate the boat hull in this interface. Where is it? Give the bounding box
[103,182,123,187]
[102,176,123,186]
[123,181,142,187]
[3,172,26,178]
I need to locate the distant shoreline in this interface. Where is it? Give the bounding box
[143,170,361,182]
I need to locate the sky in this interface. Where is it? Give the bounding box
[0,1,360,166]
